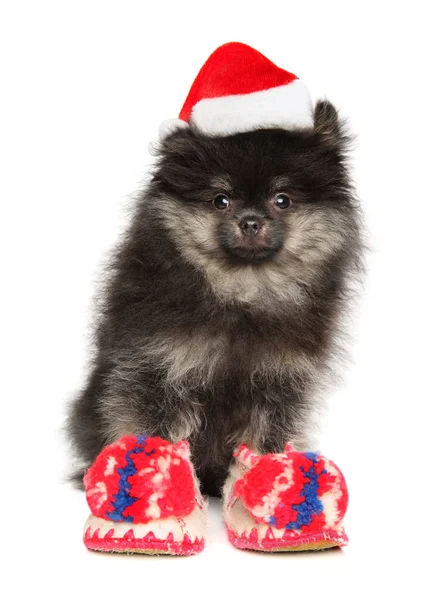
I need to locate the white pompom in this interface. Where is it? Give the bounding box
[148,140,161,156]
[158,118,189,140]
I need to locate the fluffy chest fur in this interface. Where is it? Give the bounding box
[138,317,320,388]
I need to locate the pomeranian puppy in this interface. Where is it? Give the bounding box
[68,100,362,497]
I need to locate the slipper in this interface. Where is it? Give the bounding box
[83,435,207,555]
[223,443,348,552]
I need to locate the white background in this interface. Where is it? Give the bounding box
[1,1,435,598]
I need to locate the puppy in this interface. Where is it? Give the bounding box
[67,100,362,497]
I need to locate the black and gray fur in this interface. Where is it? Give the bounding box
[67,100,363,496]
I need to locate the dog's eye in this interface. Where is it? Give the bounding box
[274,193,291,209]
[214,194,231,210]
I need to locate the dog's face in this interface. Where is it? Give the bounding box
[202,172,295,264]
[152,101,359,302]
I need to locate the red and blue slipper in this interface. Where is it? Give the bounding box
[223,443,348,552]
[83,435,207,555]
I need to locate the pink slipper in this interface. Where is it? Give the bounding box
[83,435,207,555]
[223,443,348,552]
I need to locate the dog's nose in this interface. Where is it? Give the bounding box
[239,217,263,236]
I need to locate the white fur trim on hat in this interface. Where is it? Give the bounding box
[190,80,313,137]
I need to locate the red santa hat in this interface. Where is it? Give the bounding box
[158,42,313,140]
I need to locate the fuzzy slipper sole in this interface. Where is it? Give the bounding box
[225,497,347,553]
[84,504,206,556]
[227,525,348,552]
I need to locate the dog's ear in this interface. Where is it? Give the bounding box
[158,127,208,166]
[151,126,211,194]
[314,100,345,148]
[149,125,200,160]
[161,126,195,153]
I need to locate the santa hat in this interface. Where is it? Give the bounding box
[158,42,313,140]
